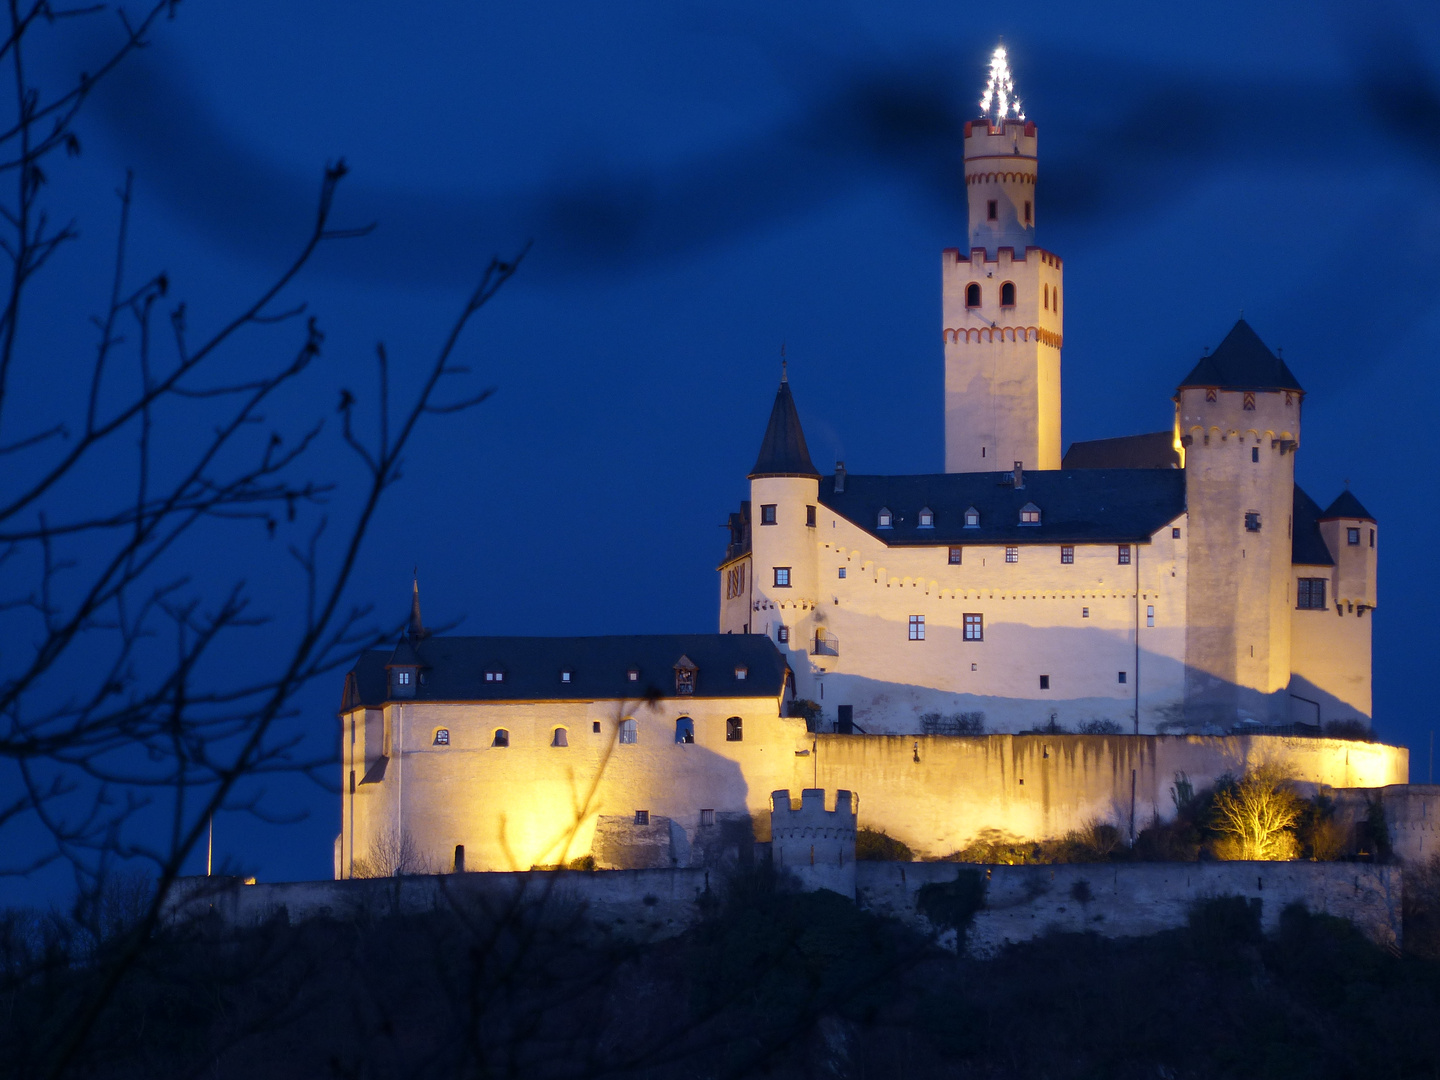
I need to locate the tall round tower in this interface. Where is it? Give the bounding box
[943,45,1062,474]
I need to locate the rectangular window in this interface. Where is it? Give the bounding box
[634,810,649,825]
[1251,446,1260,462]
[1118,671,1127,684]
[699,809,716,827]
[948,546,963,565]
[987,199,998,220]
[397,671,412,685]
[1118,544,1132,565]
[734,666,748,680]
[1347,527,1360,545]
[1297,577,1328,610]
[1061,545,1074,564]
[760,504,777,525]
[908,615,926,641]
[777,625,789,643]
[1005,546,1019,563]
[774,566,790,587]
[726,716,743,742]
[560,670,571,683]
[1245,512,1262,532]
[838,567,847,579]
[1370,528,1375,548]
[963,613,983,641]
[1024,199,1032,223]
[1082,607,1089,618]
[806,505,817,527]
[1039,675,1050,690]
[592,721,601,733]
[1172,527,1181,539]
[1146,605,1155,628]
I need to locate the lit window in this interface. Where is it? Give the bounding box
[726,716,744,742]
[634,810,649,825]
[1146,605,1155,628]
[1118,545,1131,565]
[777,625,789,644]
[877,508,893,529]
[1019,503,1040,525]
[627,668,640,681]
[1061,545,1074,564]
[806,505,816,527]
[551,727,568,748]
[433,728,450,746]
[560,669,572,684]
[918,507,934,528]
[484,670,504,683]
[963,613,983,641]
[1039,675,1050,690]
[492,729,509,747]
[964,507,980,528]
[1245,512,1262,532]
[838,567,847,579]
[675,717,695,744]
[774,566,790,587]
[1000,281,1016,307]
[760,504,777,525]
[1347,528,1360,545]
[1118,671,1127,684]
[948,546,962,565]
[966,283,981,308]
[1297,578,1327,610]
[1005,546,1019,563]
[396,671,412,686]
[734,666,748,680]
[619,719,637,744]
[909,615,925,641]
[700,809,716,827]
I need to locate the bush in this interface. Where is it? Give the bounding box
[918,711,986,736]
[855,828,913,862]
[1077,719,1125,735]
[786,699,822,730]
[1323,718,1376,741]
[1404,854,1440,960]
[916,868,987,934]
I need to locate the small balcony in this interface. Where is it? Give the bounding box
[811,631,839,657]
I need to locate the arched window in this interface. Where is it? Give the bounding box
[433,728,450,746]
[551,727,568,748]
[1000,281,1016,307]
[918,507,934,528]
[877,507,893,529]
[675,717,695,744]
[965,283,981,308]
[492,728,509,748]
[619,718,638,745]
[726,716,744,742]
[1043,284,1049,309]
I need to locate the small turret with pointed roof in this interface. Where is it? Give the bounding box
[407,572,426,641]
[386,573,427,698]
[1178,319,1303,394]
[1320,490,1375,523]
[749,361,820,480]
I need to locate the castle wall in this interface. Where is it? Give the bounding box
[718,553,752,635]
[757,497,1188,734]
[808,734,1408,859]
[1289,598,1373,724]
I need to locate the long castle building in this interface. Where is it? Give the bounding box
[335,48,1398,879]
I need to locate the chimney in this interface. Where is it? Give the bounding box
[834,461,846,494]
[1013,461,1024,489]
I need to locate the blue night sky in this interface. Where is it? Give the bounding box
[6,0,1440,897]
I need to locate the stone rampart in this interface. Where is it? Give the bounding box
[770,788,858,898]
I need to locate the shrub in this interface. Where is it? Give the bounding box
[916,868,987,934]
[1077,719,1125,735]
[786,699,822,729]
[1403,853,1440,960]
[855,828,914,862]
[1323,718,1376,741]
[918,711,985,736]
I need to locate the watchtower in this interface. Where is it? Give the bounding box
[771,788,858,898]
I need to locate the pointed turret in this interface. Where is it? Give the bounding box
[408,573,425,640]
[1178,319,1303,393]
[1320,490,1375,522]
[748,370,820,480]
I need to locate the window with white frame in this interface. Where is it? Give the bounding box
[918,507,934,528]
[964,507,980,528]
[908,615,925,641]
[619,719,638,744]
[1005,546,1019,563]
[877,507,893,529]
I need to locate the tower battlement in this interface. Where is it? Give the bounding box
[771,788,857,898]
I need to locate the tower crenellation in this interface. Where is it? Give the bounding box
[771,788,858,898]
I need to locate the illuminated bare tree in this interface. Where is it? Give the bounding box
[0,3,522,1072]
[1210,766,1302,861]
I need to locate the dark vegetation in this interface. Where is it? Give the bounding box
[854,828,914,861]
[4,863,1440,1079]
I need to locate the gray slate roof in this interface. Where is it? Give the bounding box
[750,377,820,479]
[344,634,789,710]
[818,469,1186,544]
[1320,490,1375,522]
[1292,486,1335,567]
[1178,319,1303,393]
[1062,431,1180,470]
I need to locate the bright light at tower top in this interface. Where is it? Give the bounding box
[979,44,1025,124]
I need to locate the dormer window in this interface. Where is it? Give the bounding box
[484,669,504,683]
[734,666,748,680]
[674,655,697,695]
[918,507,934,529]
[877,507,893,529]
[627,668,639,682]
[964,507,980,529]
[560,669,572,684]
[1019,502,1041,526]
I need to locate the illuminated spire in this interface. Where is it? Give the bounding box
[978,43,1025,124]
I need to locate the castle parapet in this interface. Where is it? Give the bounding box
[770,788,858,899]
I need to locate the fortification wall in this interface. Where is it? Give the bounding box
[1330,784,1440,865]
[808,734,1408,859]
[856,860,1402,952]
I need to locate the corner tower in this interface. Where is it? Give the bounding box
[1176,320,1304,727]
[943,45,1062,473]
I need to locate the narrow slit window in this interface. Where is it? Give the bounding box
[1039,675,1050,690]
[1146,605,1155,628]
[987,199,998,220]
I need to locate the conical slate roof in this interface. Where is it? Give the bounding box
[1320,490,1375,522]
[749,375,820,479]
[1177,319,1303,394]
[408,575,425,639]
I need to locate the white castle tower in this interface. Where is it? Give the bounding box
[943,46,1063,473]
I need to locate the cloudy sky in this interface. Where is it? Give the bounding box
[6,0,1440,892]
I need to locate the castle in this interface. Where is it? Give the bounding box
[334,48,1407,880]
